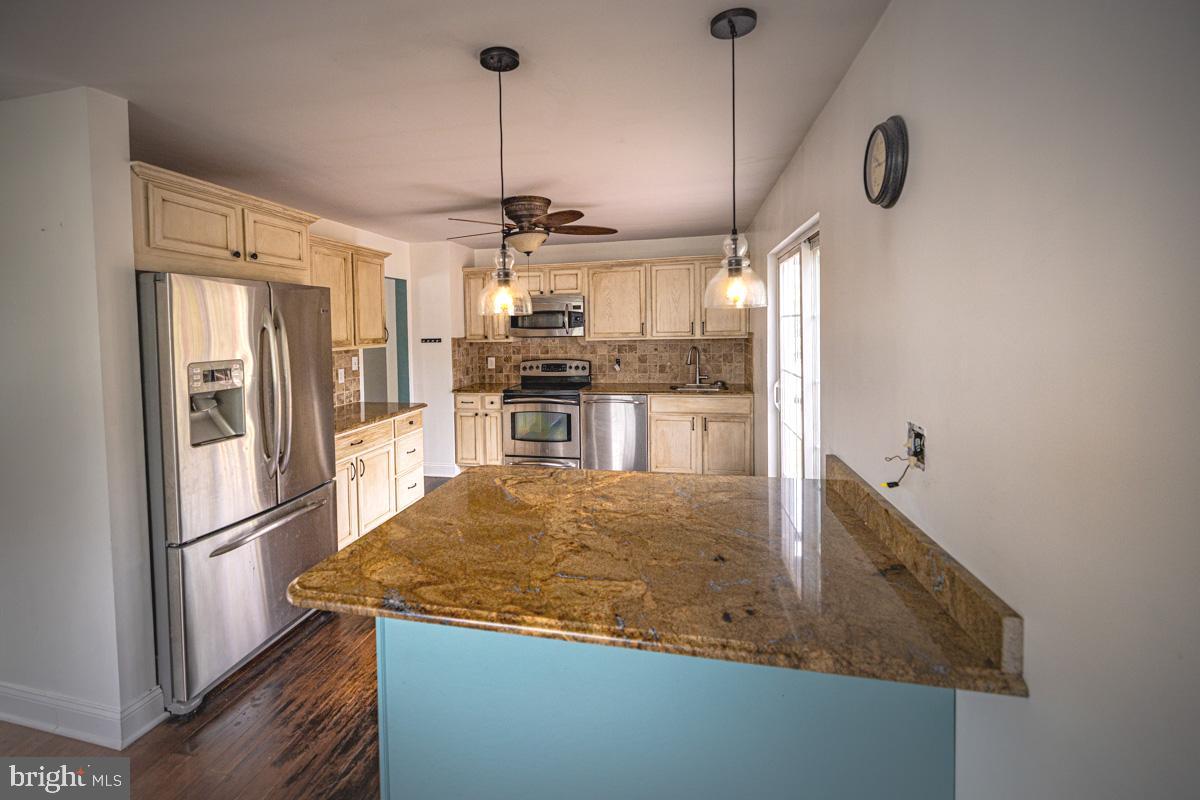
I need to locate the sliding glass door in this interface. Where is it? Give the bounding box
[777,233,820,493]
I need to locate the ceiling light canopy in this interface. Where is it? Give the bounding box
[704,8,767,310]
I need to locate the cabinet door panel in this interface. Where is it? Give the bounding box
[335,458,359,549]
[353,253,387,345]
[311,244,355,347]
[483,411,504,465]
[396,467,425,512]
[650,263,697,338]
[588,265,646,339]
[649,414,700,473]
[702,415,753,476]
[547,268,583,294]
[700,262,749,337]
[357,444,395,532]
[455,411,482,466]
[148,184,242,261]
[244,209,308,272]
[519,269,546,296]
[463,272,488,341]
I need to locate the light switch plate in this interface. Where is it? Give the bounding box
[351,355,359,371]
[337,368,345,384]
[487,356,496,369]
[907,422,926,470]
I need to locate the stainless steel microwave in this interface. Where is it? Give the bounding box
[508,294,585,337]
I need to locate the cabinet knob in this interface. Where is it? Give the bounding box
[231,250,241,258]
[249,252,258,260]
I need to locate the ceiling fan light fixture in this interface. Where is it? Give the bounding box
[505,229,549,255]
[705,8,766,310]
[480,243,533,318]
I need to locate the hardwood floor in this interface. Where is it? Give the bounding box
[0,612,379,799]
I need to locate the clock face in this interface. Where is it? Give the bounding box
[866,129,887,199]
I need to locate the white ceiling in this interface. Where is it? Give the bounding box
[0,0,888,245]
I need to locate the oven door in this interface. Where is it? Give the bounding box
[502,399,581,460]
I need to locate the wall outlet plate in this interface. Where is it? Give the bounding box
[337,368,345,384]
[351,355,359,371]
[487,356,496,369]
[907,422,926,470]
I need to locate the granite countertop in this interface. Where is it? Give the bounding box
[333,401,427,436]
[288,465,1026,695]
[452,382,753,395]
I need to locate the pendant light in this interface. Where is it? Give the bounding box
[478,46,533,318]
[704,8,767,310]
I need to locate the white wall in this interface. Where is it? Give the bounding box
[0,88,162,747]
[748,1,1200,797]
[410,241,473,475]
[471,234,726,268]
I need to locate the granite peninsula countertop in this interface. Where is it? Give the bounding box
[333,401,427,436]
[288,464,1026,695]
[453,382,753,395]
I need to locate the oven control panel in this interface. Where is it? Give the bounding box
[520,359,591,376]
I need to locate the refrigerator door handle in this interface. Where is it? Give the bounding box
[259,309,282,477]
[208,497,328,558]
[274,306,294,475]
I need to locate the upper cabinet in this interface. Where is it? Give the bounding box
[460,256,748,342]
[131,162,317,283]
[310,236,391,349]
[588,264,647,339]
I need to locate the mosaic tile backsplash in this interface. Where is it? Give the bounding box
[333,349,361,406]
[453,336,752,388]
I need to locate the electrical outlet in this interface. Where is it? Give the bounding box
[907,422,926,470]
[351,355,359,371]
[614,357,622,372]
[337,368,345,384]
[486,356,496,369]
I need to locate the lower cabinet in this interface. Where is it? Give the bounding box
[648,396,753,476]
[454,394,504,467]
[334,410,425,550]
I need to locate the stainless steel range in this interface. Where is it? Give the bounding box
[502,359,591,468]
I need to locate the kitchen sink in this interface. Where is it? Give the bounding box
[670,381,728,393]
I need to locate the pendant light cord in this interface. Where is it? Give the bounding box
[730,31,737,235]
[497,71,506,235]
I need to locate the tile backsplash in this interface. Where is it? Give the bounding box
[453,336,752,387]
[332,349,361,406]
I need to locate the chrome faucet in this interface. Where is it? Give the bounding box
[685,345,710,386]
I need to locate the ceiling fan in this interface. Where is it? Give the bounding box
[446,46,617,256]
[448,195,618,254]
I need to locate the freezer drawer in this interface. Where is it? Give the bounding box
[582,395,648,471]
[163,482,335,712]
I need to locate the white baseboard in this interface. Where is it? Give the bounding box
[423,461,459,478]
[0,680,165,750]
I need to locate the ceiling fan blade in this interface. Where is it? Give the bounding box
[446,231,503,241]
[551,225,619,236]
[532,209,584,228]
[448,217,514,228]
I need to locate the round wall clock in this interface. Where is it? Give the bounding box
[863,115,908,208]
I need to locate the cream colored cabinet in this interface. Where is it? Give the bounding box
[333,411,424,549]
[518,268,546,295]
[454,394,504,466]
[587,264,647,339]
[310,236,390,349]
[334,457,359,548]
[310,240,355,347]
[547,268,584,295]
[353,251,387,346]
[463,269,511,341]
[649,262,697,338]
[649,413,701,473]
[648,395,753,476]
[699,260,749,337]
[132,162,317,282]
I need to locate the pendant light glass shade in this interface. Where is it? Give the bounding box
[480,245,533,318]
[704,232,766,308]
[505,229,549,255]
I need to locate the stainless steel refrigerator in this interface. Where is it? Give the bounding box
[138,272,337,715]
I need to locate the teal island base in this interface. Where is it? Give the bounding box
[375,618,955,800]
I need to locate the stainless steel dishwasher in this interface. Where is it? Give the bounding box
[581,394,648,471]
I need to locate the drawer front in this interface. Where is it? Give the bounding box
[394,431,424,474]
[394,411,423,437]
[483,395,501,410]
[649,395,753,416]
[335,420,392,461]
[396,466,425,512]
[455,394,482,410]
